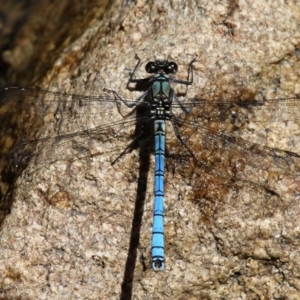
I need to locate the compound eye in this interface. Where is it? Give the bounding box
[145,62,156,73]
[169,62,178,73]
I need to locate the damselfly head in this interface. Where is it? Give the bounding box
[145,60,178,74]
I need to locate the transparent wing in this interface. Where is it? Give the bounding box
[2,86,300,180]
[0,87,147,167]
[171,115,300,177]
[0,87,139,116]
[3,87,300,121]
[171,96,300,123]
[9,114,156,168]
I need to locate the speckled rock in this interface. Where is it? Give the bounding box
[1,0,300,299]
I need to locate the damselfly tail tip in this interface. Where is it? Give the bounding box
[152,259,165,271]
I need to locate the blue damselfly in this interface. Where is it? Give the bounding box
[2,56,300,271]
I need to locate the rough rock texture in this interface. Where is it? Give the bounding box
[1,0,300,299]
[0,0,111,218]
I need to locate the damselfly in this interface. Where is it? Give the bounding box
[2,56,300,271]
